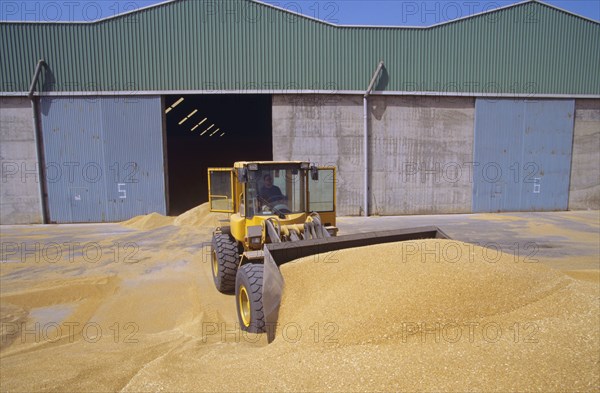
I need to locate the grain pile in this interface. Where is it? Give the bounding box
[121,240,599,392]
[120,212,175,230]
[121,202,225,230]
[1,227,598,392]
[173,203,225,227]
[277,239,571,346]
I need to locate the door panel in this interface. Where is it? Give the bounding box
[208,168,235,213]
[309,167,336,213]
[473,99,574,212]
[40,96,166,223]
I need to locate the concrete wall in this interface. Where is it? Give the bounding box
[569,99,600,210]
[369,96,474,215]
[0,97,43,224]
[273,95,364,216]
[1,94,591,223]
[272,95,475,216]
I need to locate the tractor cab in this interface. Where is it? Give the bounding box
[244,163,307,218]
[208,162,336,250]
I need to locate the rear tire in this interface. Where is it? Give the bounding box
[235,263,265,333]
[211,233,239,294]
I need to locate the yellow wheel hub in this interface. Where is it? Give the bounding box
[239,286,251,327]
[212,250,218,277]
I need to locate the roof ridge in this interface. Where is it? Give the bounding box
[1,0,598,27]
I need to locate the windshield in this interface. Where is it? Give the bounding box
[245,165,306,217]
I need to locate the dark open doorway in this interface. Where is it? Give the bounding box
[164,94,272,215]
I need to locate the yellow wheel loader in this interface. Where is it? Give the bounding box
[208,161,448,341]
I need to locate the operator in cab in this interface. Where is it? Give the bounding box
[258,174,285,204]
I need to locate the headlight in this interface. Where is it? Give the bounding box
[250,237,262,244]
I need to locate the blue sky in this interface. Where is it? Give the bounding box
[1,0,598,23]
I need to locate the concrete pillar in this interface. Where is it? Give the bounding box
[272,95,364,216]
[368,95,475,215]
[0,97,44,224]
[569,99,600,210]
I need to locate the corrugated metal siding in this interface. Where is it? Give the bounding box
[40,97,106,222]
[1,1,598,95]
[40,96,166,223]
[472,98,575,212]
[101,97,167,221]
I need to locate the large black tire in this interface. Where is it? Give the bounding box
[235,263,265,333]
[211,233,239,294]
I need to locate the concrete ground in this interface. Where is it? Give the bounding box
[1,210,598,271]
[339,210,600,271]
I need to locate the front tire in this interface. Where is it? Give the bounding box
[211,233,239,294]
[235,263,265,333]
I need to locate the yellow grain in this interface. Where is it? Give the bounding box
[1,232,598,392]
[120,202,226,230]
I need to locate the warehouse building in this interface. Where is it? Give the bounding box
[1,0,598,224]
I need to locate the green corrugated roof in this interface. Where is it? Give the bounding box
[1,0,599,96]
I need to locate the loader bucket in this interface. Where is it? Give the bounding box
[261,226,450,342]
